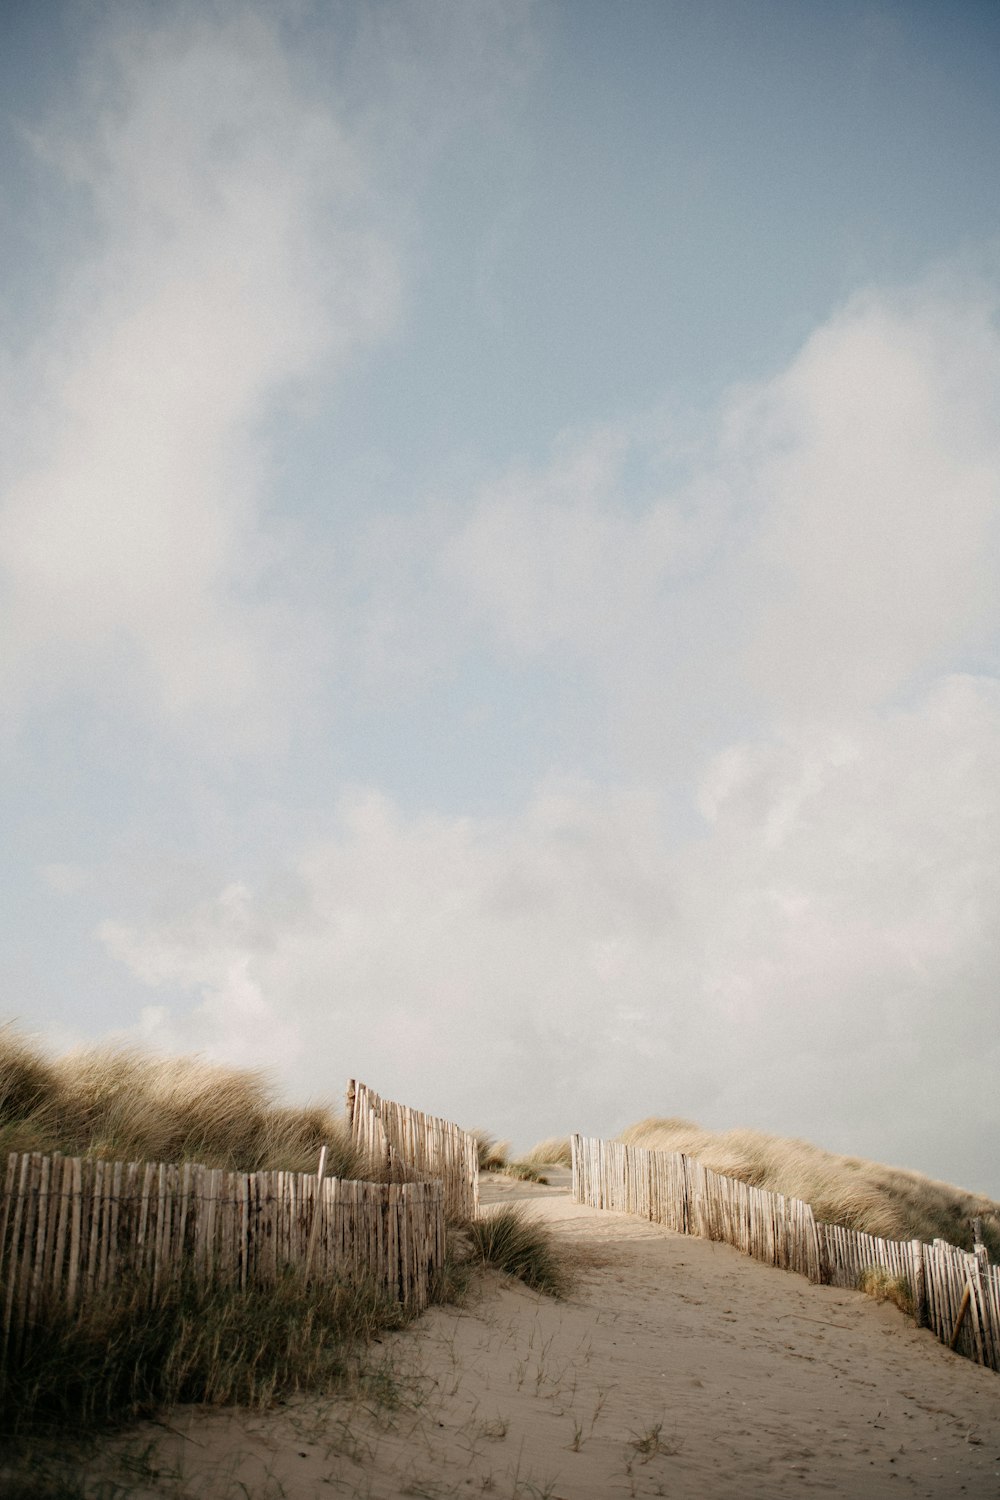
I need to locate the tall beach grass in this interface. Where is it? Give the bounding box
[2,1266,408,1447]
[0,1024,360,1175]
[621,1116,1000,1258]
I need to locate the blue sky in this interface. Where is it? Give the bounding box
[2,1,999,1190]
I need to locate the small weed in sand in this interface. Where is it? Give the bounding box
[629,1419,682,1460]
[356,1353,422,1413]
[466,1205,569,1298]
[402,1478,456,1499]
[857,1267,915,1316]
[589,1388,610,1434]
[323,1415,377,1465]
[511,1479,559,1499]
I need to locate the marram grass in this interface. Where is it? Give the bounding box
[472,1129,511,1172]
[0,1027,417,1462]
[0,1024,360,1175]
[622,1116,1000,1258]
[466,1203,569,1298]
[523,1135,573,1168]
[857,1266,915,1317]
[474,1130,574,1183]
[0,1267,409,1447]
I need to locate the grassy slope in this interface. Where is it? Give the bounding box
[0,1024,359,1175]
[0,1027,569,1453]
[621,1116,1000,1258]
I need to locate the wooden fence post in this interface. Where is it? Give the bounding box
[910,1239,927,1327]
[303,1145,328,1280]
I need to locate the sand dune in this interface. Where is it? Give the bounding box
[85,1173,1000,1499]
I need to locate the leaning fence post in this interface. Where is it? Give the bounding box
[949,1283,973,1351]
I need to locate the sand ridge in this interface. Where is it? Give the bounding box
[86,1174,1000,1498]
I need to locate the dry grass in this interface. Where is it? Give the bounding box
[472,1129,511,1172]
[523,1136,573,1168]
[0,1027,429,1466]
[499,1160,549,1184]
[473,1130,566,1183]
[622,1116,1000,1257]
[1,1266,407,1443]
[0,1024,360,1175]
[857,1266,915,1316]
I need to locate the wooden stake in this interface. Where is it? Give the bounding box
[302,1144,328,1280]
[950,1284,973,1350]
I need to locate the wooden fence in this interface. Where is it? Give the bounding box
[572,1134,1000,1372]
[1,1149,446,1358]
[348,1080,479,1221]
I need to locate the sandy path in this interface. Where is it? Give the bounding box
[85,1174,1000,1499]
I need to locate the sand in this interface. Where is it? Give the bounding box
[79,1173,1000,1498]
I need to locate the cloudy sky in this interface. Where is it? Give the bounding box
[3,0,999,1192]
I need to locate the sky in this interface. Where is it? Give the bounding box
[2,0,999,1192]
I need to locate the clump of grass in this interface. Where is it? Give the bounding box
[472,1130,511,1172]
[500,1160,549,1185]
[621,1115,1000,1258]
[1,1267,408,1451]
[857,1267,915,1317]
[465,1204,569,1298]
[473,1130,561,1181]
[0,1025,360,1176]
[629,1420,682,1460]
[523,1136,573,1168]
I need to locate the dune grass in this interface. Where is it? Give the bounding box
[465,1203,569,1297]
[0,1028,434,1467]
[857,1266,915,1317]
[622,1116,1000,1258]
[0,1024,361,1175]
[1,1267,408,1449]
[473,1130,573,1183]
[498,1159,549,1184]
[472,1129,511,1172]
[523,1135,573,1168]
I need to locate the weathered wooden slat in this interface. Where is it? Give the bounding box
[2,1144,446,1338]
[348,1080,478,1221]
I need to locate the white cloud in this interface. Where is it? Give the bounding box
[95,267,1000,1191]
[743,278,1000,717]
[435,272,1000,767]
[0,7,398,741]
[100,670,1000,1188]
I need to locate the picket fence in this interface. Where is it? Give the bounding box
[348,1080,479,1221]
[572,1135,1000,1373]
[0,1148,446,1358]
